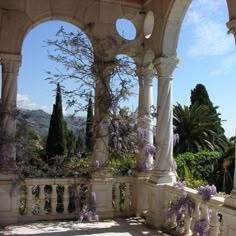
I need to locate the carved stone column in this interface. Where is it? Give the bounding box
[136,65,155,169]
[0,53,22,171]
[227,18,236,44]
[0,53,21,225]
[149,56,178,184]
[91,62,113,175]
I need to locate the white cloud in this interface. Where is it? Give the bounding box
[188,21,234,57]
[184,0,234,58]
[17,94,38,110]
[17,94,52,113]
[209,53,236,77]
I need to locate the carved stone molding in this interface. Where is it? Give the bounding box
[227,18,236,44]
[0,53,22,74]
[136,65,155,86]
[154,56,179,78]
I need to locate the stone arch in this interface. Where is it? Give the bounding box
[161,0,191,57]
[16,17,90,56]
[161,0,236,57]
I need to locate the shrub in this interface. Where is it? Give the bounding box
[175,151,222,187]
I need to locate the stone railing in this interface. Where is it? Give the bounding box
[113,176,135,217]
[163,183,225,236]
[18,176,135,223]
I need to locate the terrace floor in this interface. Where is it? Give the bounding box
[0,217,168,236]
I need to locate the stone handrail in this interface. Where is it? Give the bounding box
[18,176,135,223]
[163,183,225,236]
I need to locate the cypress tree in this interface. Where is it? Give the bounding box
[45,83,67,159]
[190,83,228,151]
[66,129,76,157]
[190,84,212,107]
[75,129,85,154]
[85,97,94,152]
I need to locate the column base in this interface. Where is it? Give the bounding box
[0,173,18,225]
[149,169,176,184]
[90,175,115,220]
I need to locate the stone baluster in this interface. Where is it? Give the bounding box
[209,208,220,236]
[201,203,209,221]
[150,57,178,184]
[26,185,33,216]
[124,183,131,211]
[191,201,200,233]
[39,185,45,215]
[63,184,69,214]
[114,183,120,212]
[184,206,192,235]
[51,185,57,215]
[219,214,225,236]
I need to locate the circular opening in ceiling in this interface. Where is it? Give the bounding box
[144,11,154,39]
[116,18,136,40]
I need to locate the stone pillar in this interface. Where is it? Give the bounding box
[132,66,155,217]
[0,53,21,225]
[227,18,236,44]
[0,53,22,171]
[149,56,178,184]
[136,65,155,169]
[91,62,113,176]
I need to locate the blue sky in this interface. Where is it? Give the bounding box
[12,0,236,138]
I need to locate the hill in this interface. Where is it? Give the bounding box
[17,109,86,136]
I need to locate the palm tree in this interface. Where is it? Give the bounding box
[173,103,228,154]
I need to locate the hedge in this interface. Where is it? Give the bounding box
[175,151,222,184]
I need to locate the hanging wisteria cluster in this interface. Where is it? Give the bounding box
[166,182,218,236]
[166,181,195,233]
[197,184,217,201]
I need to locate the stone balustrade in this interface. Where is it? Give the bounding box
[163,183,225,236]
[18,176,135,223]
[13,176,236,236]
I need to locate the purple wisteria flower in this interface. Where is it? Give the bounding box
[136,159,150,173]
[174,181,186,191]
[166,181,195,229]
[144,143,156,157]
[137,128,147,143]
[194,219,209,236]
[197,185,217,201]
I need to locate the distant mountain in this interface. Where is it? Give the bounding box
[17,109,86,136]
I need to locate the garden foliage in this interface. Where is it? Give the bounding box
[175,151,222,187]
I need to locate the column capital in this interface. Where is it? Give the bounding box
[0,53,22,74]
[136,64,155,86]
[154,56,179,78]
[227,18,236,44]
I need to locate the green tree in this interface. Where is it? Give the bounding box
[173,103,227,154]
[85,97,94,152]
[45,83,67,159]
[190,84,227,147]
[66,129,76,157]
[190,84,213,107]
[76,129,85,152]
